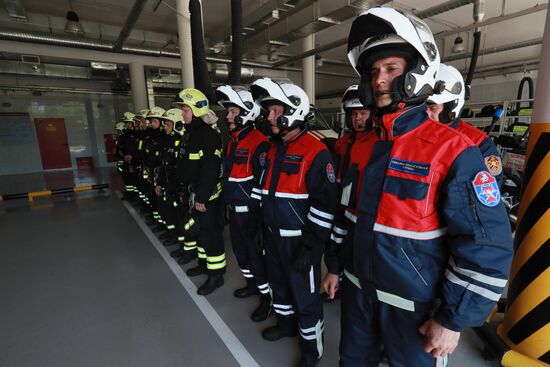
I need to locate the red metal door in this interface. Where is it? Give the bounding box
[104,133,118,163]
[34,118,71,169]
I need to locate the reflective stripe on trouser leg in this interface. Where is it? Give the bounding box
[240,268,254,278]
[207,253,226,270]
[300,320,324,359]
[339,276,440,367]
[197,247,206,259]
[183,241,197,251]
[271,234,323,360]
[257,282,271,295]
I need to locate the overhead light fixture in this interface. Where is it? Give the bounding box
[316,57,324,68]
[91,62,117,70]
[261,9,280,25]
[65,10,84,35]
[452,36,465,53]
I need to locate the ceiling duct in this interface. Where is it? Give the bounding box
[273,0,479,67]
[443,38,542,62]
[113,0,148,51]
[414,0,474,19]
[246,0,382,55]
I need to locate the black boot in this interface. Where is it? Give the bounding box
[251,294,272,322]
[170,248,185,258]
[186,265,207,277]
[159,232,171,240]
[163,237,178,247]
[262,323,297,341]
[234,278,259,298]
[152,225,165,233]
[197,274,224,296]
[177,250,197,265]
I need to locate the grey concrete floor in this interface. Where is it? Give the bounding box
[0,168,500,367]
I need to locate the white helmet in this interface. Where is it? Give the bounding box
[250,77,310,133]
[342,84,371,130]
[428,64,465,123]
[347,7,440,109]
[342,84,366,110]
[162,108,185,136]
[216,85,261,126]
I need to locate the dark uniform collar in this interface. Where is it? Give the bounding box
[448,117,461,129]
[230,125,253,142]
[185,116,204,132]
[375,103,428,141]
[271,126,308,145]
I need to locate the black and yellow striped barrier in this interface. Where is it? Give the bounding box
[496,121,550,367]
[476,6,550,364]
[0,184,109,202]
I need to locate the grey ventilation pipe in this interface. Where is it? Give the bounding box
[415,0,474,19]
[189,0,216,102]
[464,0,485,98]
[113,0,147,51]
[229,0,243,84]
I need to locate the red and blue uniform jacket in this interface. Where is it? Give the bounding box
[334,132,353,183]
[251,129,338,248]
[338,103,513,331]
[222,125,270,206]
[450,118,503,187]
[324,129,378,274]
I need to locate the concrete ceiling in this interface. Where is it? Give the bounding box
[0,0,548,96]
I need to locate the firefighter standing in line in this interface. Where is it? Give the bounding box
[427,63,504,186]
[134,109,152,211]
[250,77,337,367]
[115,118,129,197]
[216,84,272,321]
[173,88,226,296]
[119,112,138,200]
[143,107,166,227]
[322,84,376,303]
[336,8,513,366]
[155,109,184,246]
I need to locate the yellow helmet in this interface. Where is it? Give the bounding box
[147,106,166,119]
[122,112,135,122]
[162,108,185,135]
[135,109,150,119]
[173,88,209,117]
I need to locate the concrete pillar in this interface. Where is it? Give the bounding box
[146,72,156,108]
[129,62,148,111]
[176,0,194,88]
[497,4,550,367]
[302,34,315,105]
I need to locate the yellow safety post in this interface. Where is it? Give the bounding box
[497,5,550,366]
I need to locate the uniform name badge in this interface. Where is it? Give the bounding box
[472,171,501,207]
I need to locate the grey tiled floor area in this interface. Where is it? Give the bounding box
[0,168,499,367]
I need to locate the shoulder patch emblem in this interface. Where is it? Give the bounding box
[326,163,336,183]
[472,171,501,207]
[484,155,502,176]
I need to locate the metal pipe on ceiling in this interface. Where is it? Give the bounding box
[113,0,148,52]
[273,0,477,67]
[434,3,548,39]
[443,38,543,62]
[414,0,474,19]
